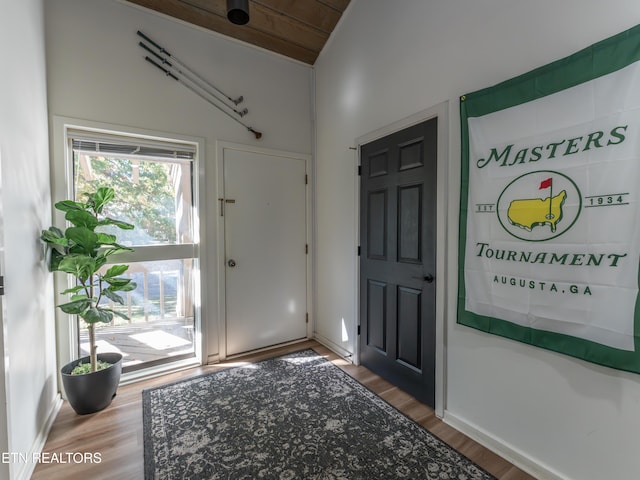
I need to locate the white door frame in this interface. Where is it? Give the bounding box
[216,142,312,360]
[354,102,449,418]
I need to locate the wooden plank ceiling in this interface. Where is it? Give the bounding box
[126,0,351,65]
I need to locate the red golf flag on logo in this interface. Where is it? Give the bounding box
[539,178,552,189]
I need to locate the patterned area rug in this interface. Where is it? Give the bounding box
[143,349,496,480]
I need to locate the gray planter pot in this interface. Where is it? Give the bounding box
[61,352,123,415]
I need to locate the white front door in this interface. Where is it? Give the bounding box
[222,146,308,356]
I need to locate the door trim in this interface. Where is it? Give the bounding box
[216,141,312,361]
[354,102,449,417]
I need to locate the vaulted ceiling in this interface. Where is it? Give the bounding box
[126,0,351,65]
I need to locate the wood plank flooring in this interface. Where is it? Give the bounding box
[32,340,538,480]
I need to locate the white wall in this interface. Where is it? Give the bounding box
[314,1,640,479]
[45,0,313,360]
[0,1,58,479]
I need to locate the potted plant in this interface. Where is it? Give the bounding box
[41,186,137,415]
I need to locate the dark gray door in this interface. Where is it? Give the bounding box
[359,118,437,407]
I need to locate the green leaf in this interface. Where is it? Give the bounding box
[104,278,128,286]
[48,226,65,238]
[97,218,135,230]
[81,308,113,324]
[105,277,137,291]
[58,255,96,282]
[65,227,98,254]
[65,209,99,229]
[95,255,108,271]
[48,249,65,272]
[104,264,129,278]
[102,288,125,305]
[60,285,86,295]
[116,281,137,292]
[96,233,117,245]
[103,246,134,257]
[41,228,68,247]
[58,299,90,315]
[92,187,115,214]
[54,200,88,213]
[70,294,93,302]
[101,308,130,321]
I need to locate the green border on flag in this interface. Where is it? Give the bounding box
[458,23,640,374]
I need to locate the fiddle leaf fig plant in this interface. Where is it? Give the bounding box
[41,187,137,374]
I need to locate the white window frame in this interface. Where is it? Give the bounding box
[51,117,207,384]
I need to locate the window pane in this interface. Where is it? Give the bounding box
[73,153,193,246]
[79,259,196,371]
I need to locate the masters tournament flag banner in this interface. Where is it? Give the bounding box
[458,24,640,373]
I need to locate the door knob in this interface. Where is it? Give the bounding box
[227,259,237,268]
[411,274,435,283]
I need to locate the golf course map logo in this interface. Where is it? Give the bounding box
[497,170,582,242]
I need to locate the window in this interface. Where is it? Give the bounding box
[68,128,200,373]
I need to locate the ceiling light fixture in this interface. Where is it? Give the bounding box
[227,0,250,25]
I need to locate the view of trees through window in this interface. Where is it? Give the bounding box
[74,154,179,245]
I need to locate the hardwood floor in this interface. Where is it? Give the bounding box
[32,340,538,480]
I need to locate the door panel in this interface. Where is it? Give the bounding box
[366,279,387,352]
[367,190,387,259]
[359,118,437,407]
[223,148,307,356]
[397,286,422,369]
[398,184,422,263]
[369,149,389,177]
[399,138,424,171]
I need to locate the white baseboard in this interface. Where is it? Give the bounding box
[443,411,567,480]
[14,394,63,480]
[312,333,354,363]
